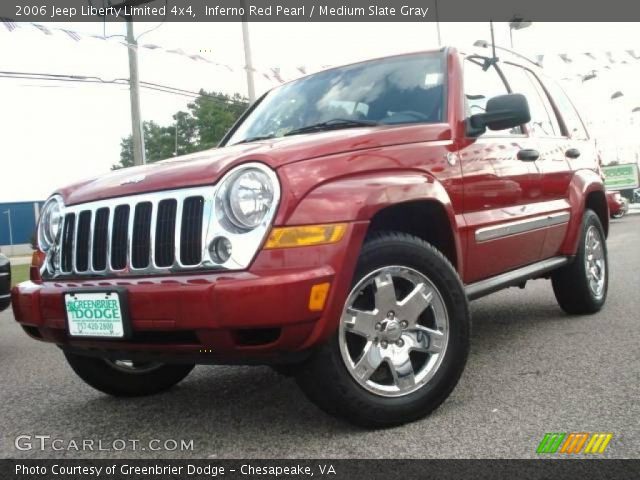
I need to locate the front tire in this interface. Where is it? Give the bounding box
[295,232,470,428]
[64,352,194,397]
[552,209,608,314]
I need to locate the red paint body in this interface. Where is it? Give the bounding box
[606,191,624,217]
[12,48,605,362]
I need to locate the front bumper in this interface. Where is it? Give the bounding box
[11,222,367,363]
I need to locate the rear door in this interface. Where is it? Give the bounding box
[459,57,545,283]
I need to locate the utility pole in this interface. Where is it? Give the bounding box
[126,18,146,165]
[434,0,442,46]
[239,0,256,102]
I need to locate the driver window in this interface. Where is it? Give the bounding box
[463,58,521,136]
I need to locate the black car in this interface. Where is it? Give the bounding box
[0,253,10,311]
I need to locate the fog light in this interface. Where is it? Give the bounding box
[309,282,331,312]
[210,237,232,263]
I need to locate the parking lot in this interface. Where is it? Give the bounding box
[1,213,638,459]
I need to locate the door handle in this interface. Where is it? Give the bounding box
[517,149,540,162]
[565,148,581,159]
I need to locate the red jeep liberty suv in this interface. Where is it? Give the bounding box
[12,48,609,427]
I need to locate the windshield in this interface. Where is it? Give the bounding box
[225,52,445,145]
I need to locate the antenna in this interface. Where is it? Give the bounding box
[480,21,499,71]
[490,21,498,63]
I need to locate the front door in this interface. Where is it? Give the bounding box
[459,57,545,283]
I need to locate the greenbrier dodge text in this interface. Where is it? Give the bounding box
[16,463,336,477]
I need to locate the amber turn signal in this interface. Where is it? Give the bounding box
[308,282,331,311]
[265,223,347,249]
[30,250,45,283]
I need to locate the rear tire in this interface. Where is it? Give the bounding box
[64,352,194,397]
[552,209,608,314]
[295,232,470,428]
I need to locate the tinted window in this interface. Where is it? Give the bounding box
[226,53,445,145]
[463,58,520,136]
[501,63,560,137]
[543,77,589,140]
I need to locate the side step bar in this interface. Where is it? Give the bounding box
[465,257,571,301]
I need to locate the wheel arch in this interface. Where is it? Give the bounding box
[560,169,609,255]
[285,170,463,275]
[367,200,459,272]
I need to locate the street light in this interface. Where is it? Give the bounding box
[509,19,532,48]
[2,210,13,257]
[611,91,624,100]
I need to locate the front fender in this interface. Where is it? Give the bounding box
[283,170,462,349]
[560,169,608,255]
[286,169,458,223]
[285,169,462,272]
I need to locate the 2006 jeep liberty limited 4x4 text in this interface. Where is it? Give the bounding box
[12,48,609,427]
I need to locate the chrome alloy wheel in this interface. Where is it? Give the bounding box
[584,225,606,299]
[339,266,449,398]
[104,359,163,374]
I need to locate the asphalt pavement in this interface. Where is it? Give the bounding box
[1,214,638,459]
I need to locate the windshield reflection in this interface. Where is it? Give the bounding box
[226,53,445,145]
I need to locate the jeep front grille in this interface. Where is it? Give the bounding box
[50,186,217,278]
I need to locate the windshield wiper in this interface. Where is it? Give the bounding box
[232,134,276,145]
[284,118,380,137]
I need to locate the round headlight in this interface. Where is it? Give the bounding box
[224,169,274,230]
[38,195,64,251]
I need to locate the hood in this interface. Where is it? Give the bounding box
[59,123,451,205]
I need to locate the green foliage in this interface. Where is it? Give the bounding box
[114,90,248,169]
[11,264,29,288]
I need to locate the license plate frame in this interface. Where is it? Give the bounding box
[64,288,131,340]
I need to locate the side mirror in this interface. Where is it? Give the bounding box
[467,93,531,137]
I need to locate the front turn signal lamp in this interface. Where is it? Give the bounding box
[265,223,347,249]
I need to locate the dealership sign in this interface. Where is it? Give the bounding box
[603,163,640,190]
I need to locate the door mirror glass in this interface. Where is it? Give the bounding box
[468,93,531,137]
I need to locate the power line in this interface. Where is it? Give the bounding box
[0,70,248,105]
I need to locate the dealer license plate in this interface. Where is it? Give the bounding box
[65,292,125,338]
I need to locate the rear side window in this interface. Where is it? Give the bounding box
[463,58,520,136]
[543,78,589,140]
[501,63,561,137]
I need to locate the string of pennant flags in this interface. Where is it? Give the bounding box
[0,17,324,83]
[2,18,640,83]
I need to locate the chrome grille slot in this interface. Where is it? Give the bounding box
[155,199,177,267]
[131,202,152,269]
[61,213,75,272]
[92,208,109,271]
[180,196,204,266]
[75,211,92,272]
[111,205,130,270]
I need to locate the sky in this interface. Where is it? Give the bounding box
[1,21,640,202]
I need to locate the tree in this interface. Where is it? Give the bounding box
[114,90,248,169]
